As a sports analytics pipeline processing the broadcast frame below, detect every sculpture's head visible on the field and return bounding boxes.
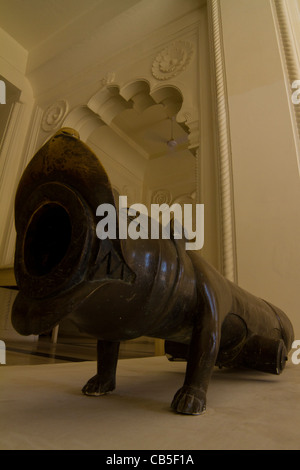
[12,128,133,336]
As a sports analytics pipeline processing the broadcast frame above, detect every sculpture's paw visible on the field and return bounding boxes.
[171,386,206,415]
[82,374,115,396]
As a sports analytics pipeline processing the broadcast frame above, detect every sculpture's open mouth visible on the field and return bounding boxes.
[24,203,72,278]
[12,183,96,335]
[11,128,133,337]
[14,181,94,301]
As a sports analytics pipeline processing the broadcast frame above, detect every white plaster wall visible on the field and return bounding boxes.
[220,0,300,337]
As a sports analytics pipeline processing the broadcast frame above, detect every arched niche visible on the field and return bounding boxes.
[62,79,197,216]
[63,80,197,147]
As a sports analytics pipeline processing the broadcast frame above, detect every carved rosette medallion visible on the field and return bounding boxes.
[152,41,194,80]
[41,100,68,131]
[151,189,172,205]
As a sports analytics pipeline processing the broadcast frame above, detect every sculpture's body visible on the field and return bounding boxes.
[12,129,294,415]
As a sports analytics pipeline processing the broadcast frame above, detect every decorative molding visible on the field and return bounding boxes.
[22,106,44,166]
[100,72,116,88]
[0,102,23,187]
[120,80,156,113]
[88,87,130,126]
[150,85,183,117]
[176,108,199,149]
[172,191,196,206]
[207,0,237,282]
[152,41,194,80]
[0,102,25,267]
[41,99,68,131]
[272,0,300,172]
[63,105,104,142]
[151,188,172,205]
[0,104,43,267]
[195,146,202,206]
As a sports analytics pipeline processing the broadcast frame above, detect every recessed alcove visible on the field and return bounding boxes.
[83,83,196,210]
[63,79,197,213]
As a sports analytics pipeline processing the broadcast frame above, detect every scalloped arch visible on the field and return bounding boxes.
[63,78,198,148]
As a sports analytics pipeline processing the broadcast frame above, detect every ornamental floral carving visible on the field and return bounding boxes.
[152,41,194,80]
[151,189,172,205]
[41,100,68,131]
[100,72,116,88]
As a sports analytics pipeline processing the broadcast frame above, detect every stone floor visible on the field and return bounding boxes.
[1,354,299,450]
[4,334,155,366]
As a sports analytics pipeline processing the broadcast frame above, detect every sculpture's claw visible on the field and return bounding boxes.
[171,386,206,415]
[82,374,115,396]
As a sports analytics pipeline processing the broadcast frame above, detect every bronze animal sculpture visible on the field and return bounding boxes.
[12,128,294,415]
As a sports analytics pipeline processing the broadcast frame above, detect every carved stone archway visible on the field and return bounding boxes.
[63,79,198,147]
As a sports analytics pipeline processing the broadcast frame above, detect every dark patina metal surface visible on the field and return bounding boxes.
[12,128,294,415]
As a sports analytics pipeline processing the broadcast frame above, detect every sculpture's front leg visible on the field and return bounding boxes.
[82,340,120,396]
[171,304,220,415]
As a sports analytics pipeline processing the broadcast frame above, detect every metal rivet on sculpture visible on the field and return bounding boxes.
[12,128,294,415]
